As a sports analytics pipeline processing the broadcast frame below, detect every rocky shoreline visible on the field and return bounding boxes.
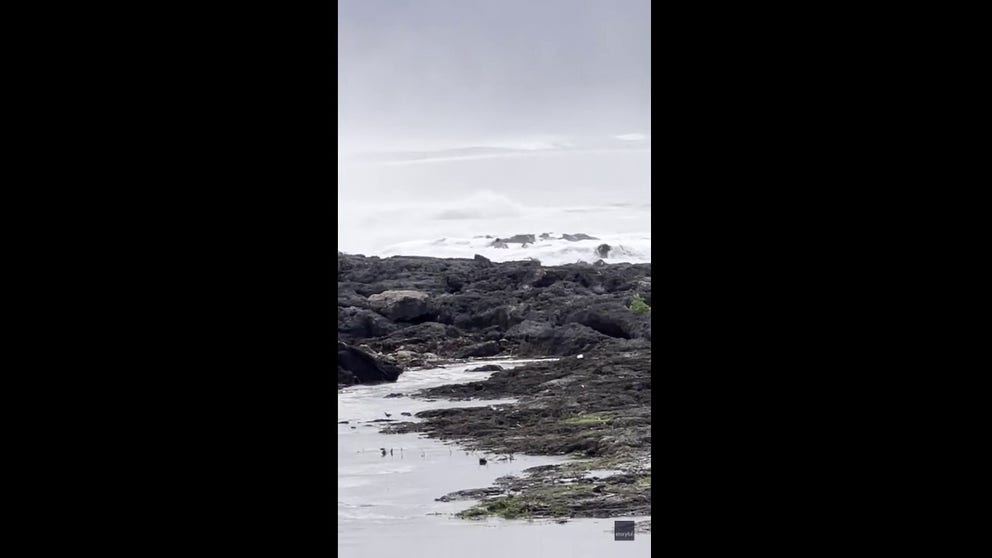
[338,251,651,521]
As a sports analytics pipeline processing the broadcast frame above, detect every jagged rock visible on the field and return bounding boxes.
[368,290,433,322]
[503,234,536,244]
[338,250,653,520]
[596,244,612,258]
[467,364,505,372]
[456,341,501,358]
[338,306,398,341]
[562,302,650,340]
[505,321,611,356]
[337,341,402,385]
[338,253,651,361]
[561,233,599,241]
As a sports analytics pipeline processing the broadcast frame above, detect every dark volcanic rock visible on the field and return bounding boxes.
[368,290,433,322]
[392,343,652,517]
[338,253,651,361]
[498,234,536,245]
[338,306,398,341]
[506,321,609,356]
[406,343,651,447]
[561,233,598,242]
[337,341,402,385]
[563,302,651,341]
[338,252,653,521]
[456,341,501,358]
[473,254,492,266]
[467,364,505,372]
[596,244,611,258]
[364,321,460,356]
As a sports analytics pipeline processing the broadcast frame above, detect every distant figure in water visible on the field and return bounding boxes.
[479,457,487,466]
[380,448,386,457]
[390,449,393,456]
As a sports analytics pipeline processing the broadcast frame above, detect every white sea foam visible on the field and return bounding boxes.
[340,186,650,262]
[377,232,650,266]
[339,143,650,261]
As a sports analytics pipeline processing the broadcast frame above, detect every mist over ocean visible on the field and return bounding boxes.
[338,0,650,264]
[339,141,650,264]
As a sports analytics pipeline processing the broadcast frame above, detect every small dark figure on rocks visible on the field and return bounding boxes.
[479,457,487,466]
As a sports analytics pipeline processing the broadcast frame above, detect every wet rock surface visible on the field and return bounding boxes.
[381,340,651,519]
[338,253,651,379]
[337,341,402,385]
[367,289,434,322]
[338,253,651,519]
[466,364,504,372]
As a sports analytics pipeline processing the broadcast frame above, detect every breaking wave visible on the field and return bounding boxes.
[377,232,650,266]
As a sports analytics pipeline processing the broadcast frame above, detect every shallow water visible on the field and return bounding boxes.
[338,360,652,557]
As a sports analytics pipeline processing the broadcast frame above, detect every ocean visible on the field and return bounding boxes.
[338,147,650,263]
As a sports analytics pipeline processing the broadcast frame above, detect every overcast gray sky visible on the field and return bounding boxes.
[338,0,651,154]
[338,0,651,254]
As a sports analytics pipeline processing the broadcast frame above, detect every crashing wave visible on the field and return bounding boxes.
[377,232,650,265]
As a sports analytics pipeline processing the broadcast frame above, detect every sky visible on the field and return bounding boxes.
[338,0,651,255]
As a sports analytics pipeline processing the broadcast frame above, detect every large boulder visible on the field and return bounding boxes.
[338,306,398,341]
[337,341,402,385]
[506,321,610,356]
[562,301,651,340]
[368,290,433,322]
